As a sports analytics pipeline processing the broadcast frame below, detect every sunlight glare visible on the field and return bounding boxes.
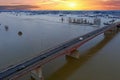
[68,2,77,8]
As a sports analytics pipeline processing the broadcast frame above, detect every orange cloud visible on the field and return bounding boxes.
[0,0,120,10]
[0,5,39,10]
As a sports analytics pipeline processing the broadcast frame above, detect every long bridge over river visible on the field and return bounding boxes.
[0,22,120,80]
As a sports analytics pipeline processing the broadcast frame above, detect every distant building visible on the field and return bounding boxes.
[94,18,101,25]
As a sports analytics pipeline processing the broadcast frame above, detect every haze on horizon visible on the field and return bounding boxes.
[0,0,120,10]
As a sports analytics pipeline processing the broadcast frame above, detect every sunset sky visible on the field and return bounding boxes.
[0,0,120,10]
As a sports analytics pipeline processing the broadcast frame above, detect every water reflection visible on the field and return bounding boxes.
[46,33,117,80]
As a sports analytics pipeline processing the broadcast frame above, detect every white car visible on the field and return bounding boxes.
[79,37,83,40]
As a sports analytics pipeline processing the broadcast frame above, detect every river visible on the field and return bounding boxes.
[0,12,120,80]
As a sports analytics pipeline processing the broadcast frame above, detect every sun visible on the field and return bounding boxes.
[68,2,77,8]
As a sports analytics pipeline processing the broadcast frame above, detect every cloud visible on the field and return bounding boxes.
[102,0,120,5]
[0,0,120,10]
[0,5,39,10]
[100,0,120,9]
[36,0,68,5]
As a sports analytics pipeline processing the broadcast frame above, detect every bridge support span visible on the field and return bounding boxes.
[66,50,80,59]
[104,26,118,35]
[116,23,120,31]
[31,67,44,80]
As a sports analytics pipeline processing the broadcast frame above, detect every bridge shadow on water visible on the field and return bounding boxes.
[46,32,118,80]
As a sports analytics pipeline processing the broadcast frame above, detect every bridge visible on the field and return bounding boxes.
[0,22,120,80]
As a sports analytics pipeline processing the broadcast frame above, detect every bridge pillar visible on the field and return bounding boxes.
[117,24,120,31]
[104,27,117,35]
[31,67,44,80]
[66,50,80,59]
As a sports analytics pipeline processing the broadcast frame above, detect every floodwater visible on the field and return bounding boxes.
[0,12,120,80]
[43,32,120,80]
[0,12,98,70]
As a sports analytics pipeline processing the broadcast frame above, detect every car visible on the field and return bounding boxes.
[20,65,26,68]
[17,65,26,71]
[79,37,83,40]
